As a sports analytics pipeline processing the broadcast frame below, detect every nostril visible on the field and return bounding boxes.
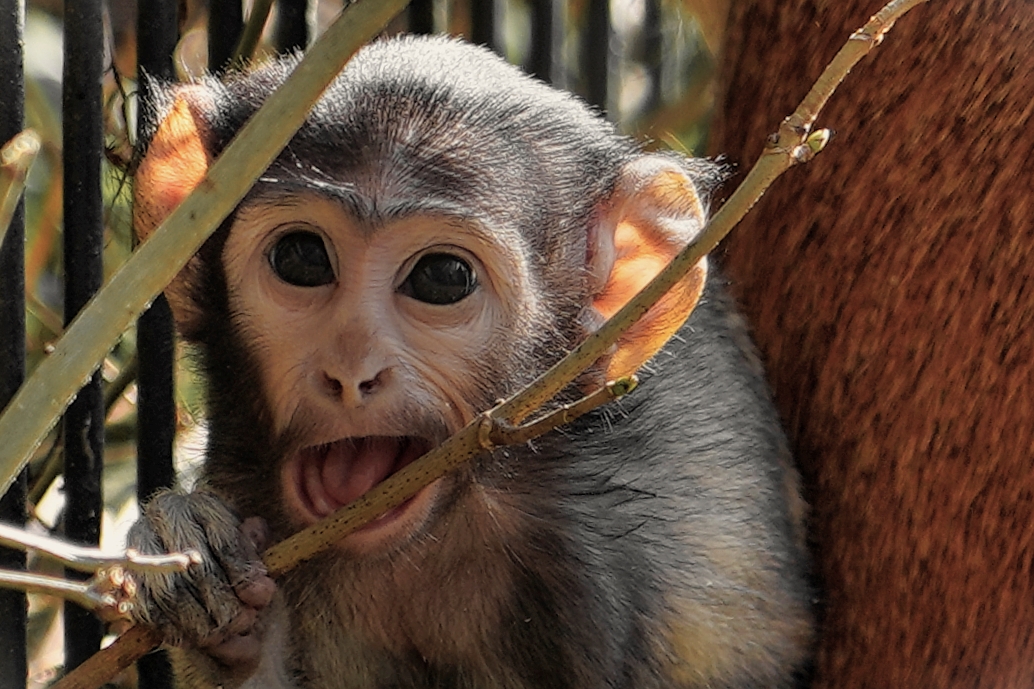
[358,371,382,396]
[324,373,344,398]
[322,368,390,404]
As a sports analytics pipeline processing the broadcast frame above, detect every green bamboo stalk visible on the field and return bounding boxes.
[0,0,409,499]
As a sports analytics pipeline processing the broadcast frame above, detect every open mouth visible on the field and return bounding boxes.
[286,436,434,525]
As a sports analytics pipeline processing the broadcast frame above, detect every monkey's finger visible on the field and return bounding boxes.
[164,590,235,647]
[193,601,256,648]
[220,606,258,638]
[189,494,267,593]
[235,574,276,609]
[233,516,276,607]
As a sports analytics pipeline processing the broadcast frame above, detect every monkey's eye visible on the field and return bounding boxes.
[400,253,478,305]
[269,231,335,287]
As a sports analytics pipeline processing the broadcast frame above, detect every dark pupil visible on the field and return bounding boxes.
[270,231,334,287]
[403,253,477,305]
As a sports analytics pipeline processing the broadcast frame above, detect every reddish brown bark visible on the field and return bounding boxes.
[712,1,1034,687]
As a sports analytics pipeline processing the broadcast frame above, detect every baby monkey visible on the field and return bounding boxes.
[128,35,813,689]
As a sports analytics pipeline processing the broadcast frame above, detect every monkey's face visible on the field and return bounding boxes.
[220,190,546,553]
[135,39,713,566]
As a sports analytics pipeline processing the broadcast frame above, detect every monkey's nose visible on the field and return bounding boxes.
[322,368,390,407]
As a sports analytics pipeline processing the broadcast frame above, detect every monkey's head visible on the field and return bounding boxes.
[133,35,716,554]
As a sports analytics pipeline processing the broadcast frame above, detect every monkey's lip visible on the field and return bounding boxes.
[285,436,435,527]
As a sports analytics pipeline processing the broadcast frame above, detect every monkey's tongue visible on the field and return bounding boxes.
[303,437,421,515]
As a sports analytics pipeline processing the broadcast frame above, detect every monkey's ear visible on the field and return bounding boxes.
[590,156,709,380]
[133,89,214,335]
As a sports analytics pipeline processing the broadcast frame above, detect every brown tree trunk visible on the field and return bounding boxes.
[711,1,1034,687]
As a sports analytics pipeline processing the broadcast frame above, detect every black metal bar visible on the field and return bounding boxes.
[0,478,26,689]
[408,0,435,34]
[136,0,180,684]
[209,0,244,72]
[642,0,662,112]
[274,0,308,53]
[135,297,176,505]
[470,0,498,53]
[528,0,561,84]
[583,0,611,112]
[0,0,27,685]
[136,0,178,503]
[62,0,105,671]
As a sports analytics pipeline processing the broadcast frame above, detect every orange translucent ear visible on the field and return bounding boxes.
[592,158,709,380]
[133,95,212,243]
[133,93,213,334]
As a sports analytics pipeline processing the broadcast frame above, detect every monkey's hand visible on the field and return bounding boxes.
[126,491,276,673]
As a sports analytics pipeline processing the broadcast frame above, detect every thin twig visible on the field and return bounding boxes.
[50,625,163,689]
[0,522,199,574]
[0,566,139,621]
[0,570,113,615]
[487,377,639,447]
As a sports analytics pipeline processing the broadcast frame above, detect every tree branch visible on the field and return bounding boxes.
[0,522,199,575]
